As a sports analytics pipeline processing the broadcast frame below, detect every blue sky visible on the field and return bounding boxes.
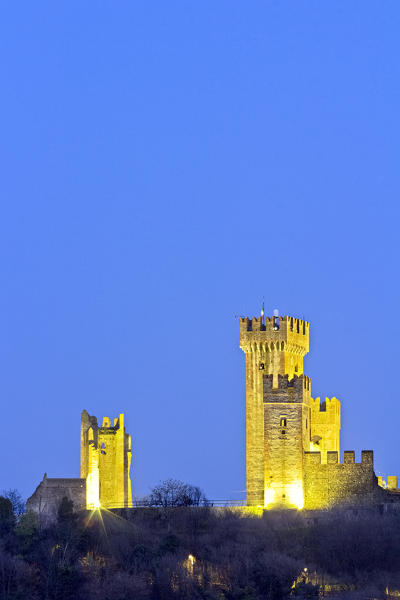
[0,2,399,501]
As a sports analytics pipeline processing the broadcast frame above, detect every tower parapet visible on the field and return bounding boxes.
[239,316,309,369]
[239,316,309,384]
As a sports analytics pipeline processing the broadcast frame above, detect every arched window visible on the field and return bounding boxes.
[280,418,287,427]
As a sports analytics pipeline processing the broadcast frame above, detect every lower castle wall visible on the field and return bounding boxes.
[26,475,86,522]
[304,451,380,509]
[264,402,306,507]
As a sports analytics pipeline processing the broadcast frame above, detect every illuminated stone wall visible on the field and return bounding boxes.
[239,313,388,509]
[303,450,379,509]
[81,410,132,509]
[263,374,311,508]
[310,397,340,463]
[239,316,309,506]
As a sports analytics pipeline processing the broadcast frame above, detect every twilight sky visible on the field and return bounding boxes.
[1,2,399,501]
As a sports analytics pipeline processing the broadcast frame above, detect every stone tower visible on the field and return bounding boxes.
[80,410,132,509]
[239,315,340,507]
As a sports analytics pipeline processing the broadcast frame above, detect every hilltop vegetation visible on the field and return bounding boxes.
[0,494,400,599]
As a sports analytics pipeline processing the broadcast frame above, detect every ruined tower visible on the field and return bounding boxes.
[80,410,132,509]
[240,315,340,507]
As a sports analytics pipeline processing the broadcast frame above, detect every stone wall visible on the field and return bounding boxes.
[26,474,86,522]
[303,450,381,509]
[310,397,341,463]
[263,374,311,508]
[81,410,132,509]
[239,316,310,506]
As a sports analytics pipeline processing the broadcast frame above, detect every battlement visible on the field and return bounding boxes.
[99,414,123,433]
[240,315,309,333]
[263,373,311,392]
[263,374,311,408]
[310,396,340,413]
[303,450,378,509]
[239,315,309,356]
[304,450,374,466]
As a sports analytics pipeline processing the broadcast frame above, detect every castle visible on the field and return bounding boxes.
[26,311,398,517]
[27,411,132,518]
[239,313,398,509]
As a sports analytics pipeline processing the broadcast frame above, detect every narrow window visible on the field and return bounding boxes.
[280,418,287,427]
[259,362,265,370]
[306,419,308,429]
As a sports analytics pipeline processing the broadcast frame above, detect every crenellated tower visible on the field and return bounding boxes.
[240,314,341,508]
[239,316,310,506]
[81,410,132,509]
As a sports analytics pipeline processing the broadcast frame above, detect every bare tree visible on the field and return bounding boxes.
[149,479,207,507]
[2,490,25,517]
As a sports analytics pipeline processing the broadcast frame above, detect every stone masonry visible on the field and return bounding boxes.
[81,410,132,509]
[27,410,132,518]
[239,314,397,509]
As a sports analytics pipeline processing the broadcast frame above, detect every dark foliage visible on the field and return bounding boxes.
[0,495,400,599]
[2,490,25,517]
[148,478,208,507]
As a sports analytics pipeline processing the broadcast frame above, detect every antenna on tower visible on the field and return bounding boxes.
[273,308,280,331]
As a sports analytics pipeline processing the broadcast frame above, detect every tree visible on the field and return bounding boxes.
[0,497,15,536]
[2,489,25,517]
[15,511,39,555]
[148,479,207,507]
[58,496,75,523]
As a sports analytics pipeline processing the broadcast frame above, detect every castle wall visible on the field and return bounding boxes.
[245,348,265,505]
[310,397,340,463]
[263,374,311,508]
[81,410,132,509]
[304,451,379,509]
[238,313,391,510]
[26,475,86,522]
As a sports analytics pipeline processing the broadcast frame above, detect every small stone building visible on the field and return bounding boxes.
[26,475,86,522]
